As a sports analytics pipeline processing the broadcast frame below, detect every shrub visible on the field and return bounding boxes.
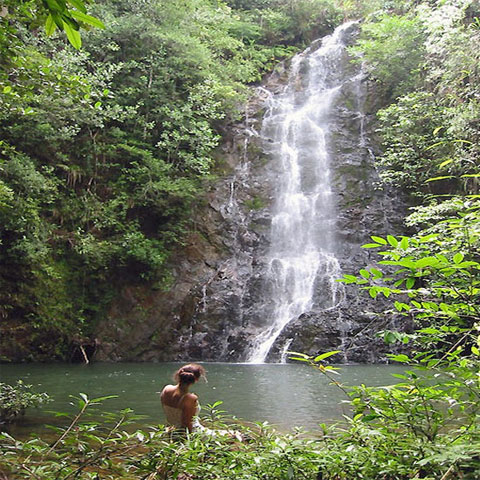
[0,381,51,424]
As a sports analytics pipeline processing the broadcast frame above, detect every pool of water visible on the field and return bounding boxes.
[1,362,404,435]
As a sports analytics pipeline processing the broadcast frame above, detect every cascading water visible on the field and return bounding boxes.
[247,23,360,363]
[94,21,406,364]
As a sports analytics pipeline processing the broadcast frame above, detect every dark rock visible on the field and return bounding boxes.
[95,24,408,364]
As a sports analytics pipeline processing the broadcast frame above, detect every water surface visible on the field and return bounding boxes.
[1,362,404,435]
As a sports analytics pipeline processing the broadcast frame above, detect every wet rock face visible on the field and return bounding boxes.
[95,26,408,364]
[95,85,276,362]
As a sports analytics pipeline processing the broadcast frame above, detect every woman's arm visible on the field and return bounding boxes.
[181,394,198,432]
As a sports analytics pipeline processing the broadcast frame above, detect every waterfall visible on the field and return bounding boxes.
[246,23,359,363]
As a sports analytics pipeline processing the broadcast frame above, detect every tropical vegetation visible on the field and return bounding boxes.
[0,380,51,424]
[1,0,480,478]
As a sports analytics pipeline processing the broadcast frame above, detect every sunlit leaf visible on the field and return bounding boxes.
[371,235,387,245]
[425,175,454,183]
[399,237,409,250]
[63,22,82,49]
[68,0,87,13]
[370,268,383,278]
[70,10,105,29]
[415,256,439,268]
[438,158,453,168]
[90,395,118,403]
[359,269,370,279]
[387,235,398,247]
[388,354,410,363]
[314,351,340,362]
[362,243,381,248]
[45,14,57,35]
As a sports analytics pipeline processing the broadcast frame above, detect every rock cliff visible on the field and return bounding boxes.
[95,25,408,363]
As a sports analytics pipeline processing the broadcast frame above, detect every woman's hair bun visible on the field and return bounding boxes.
[173,363,206,384]
[178,370,196,385]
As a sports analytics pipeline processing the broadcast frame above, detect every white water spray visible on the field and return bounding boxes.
[247,24,358,363]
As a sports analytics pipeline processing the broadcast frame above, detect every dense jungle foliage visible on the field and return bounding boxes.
[0,0,346,360]
[1,0,479,478]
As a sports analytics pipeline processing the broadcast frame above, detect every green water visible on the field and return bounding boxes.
[1,362,404,434]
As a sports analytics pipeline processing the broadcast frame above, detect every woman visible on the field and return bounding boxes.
[160,363,206,432]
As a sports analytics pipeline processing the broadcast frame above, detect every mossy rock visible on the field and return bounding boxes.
[244,196,265,210]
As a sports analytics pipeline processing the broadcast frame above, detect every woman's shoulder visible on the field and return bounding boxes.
[183,392,198,404]
[160,384,176,398]
[161,384,175,392]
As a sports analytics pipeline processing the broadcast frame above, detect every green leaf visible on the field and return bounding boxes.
[369,287,378,298]
[381,287,391,298]
[406,277,415,289]
[68,0,87,13]
[362,243,381,248]
[370,268,383,278]
[424,140,447,151]
[371,236,387,245]
[399,237,409,250]
[3,86,12,94]
[287,466,294,479]
[378,260,401,266]
[51,11,65,29]
[419,327,441,335]
[288,352,310,362]
[45,0,65,13]
[418,234,439,243]
[438,159,453,169]
[425,175,454,183]
[70,10,105,29]
[45,14,57,36]
[287,351,309,358]
[453,253,464,264]
[323,366,341,375]
[394,301,410,312]
[63,22,82,49]
[398,258,416,269]
[338,274,358,284]
[387,235,398,247]
[359,269,370,279]
[314,351,340,362]
[62,14,80,31]
[383,331,396,344]
[288,357,309,362]
[415,256,439,269]
[90,395,118,403]
[388,354,410,363]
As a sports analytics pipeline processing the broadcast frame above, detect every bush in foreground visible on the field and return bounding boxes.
[1,388,479,479]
